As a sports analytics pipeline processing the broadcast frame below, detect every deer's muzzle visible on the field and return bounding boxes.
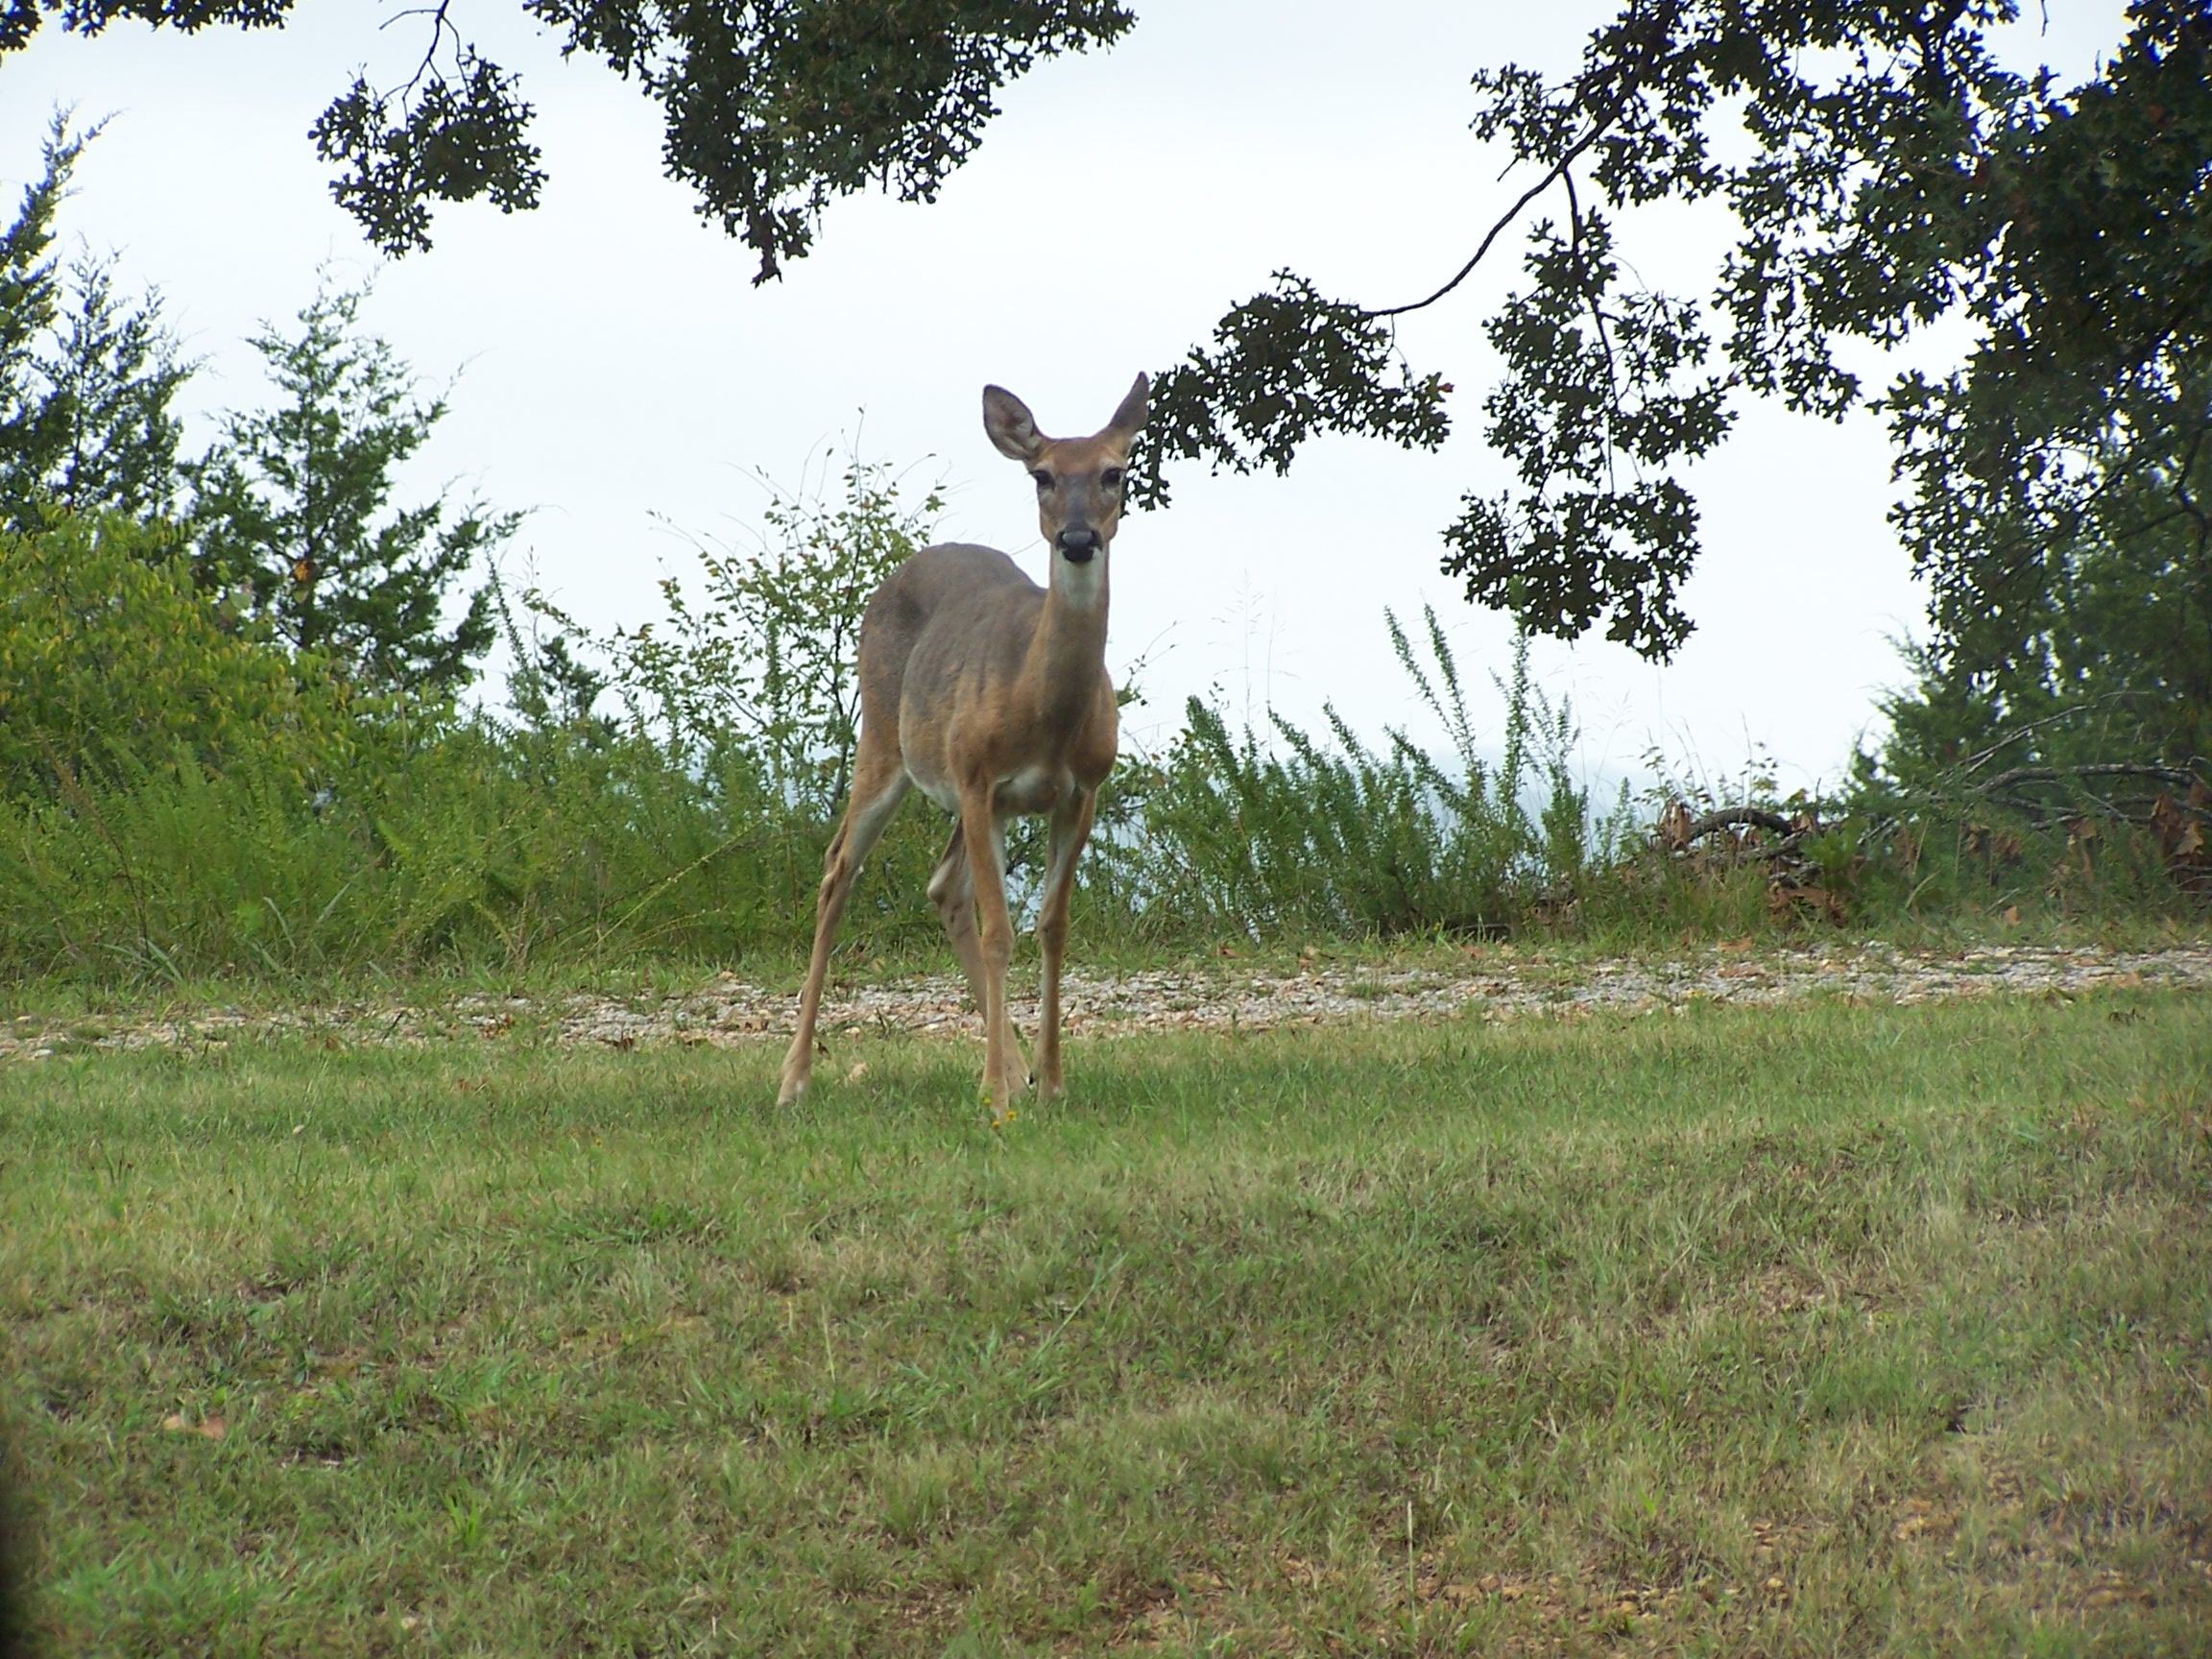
[1056,526,1100,563]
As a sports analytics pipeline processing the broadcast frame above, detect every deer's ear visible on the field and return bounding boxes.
[1105,373,1149,442]
[983,385,1046,462]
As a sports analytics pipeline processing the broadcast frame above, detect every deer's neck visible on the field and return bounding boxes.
[1026,553,1110,733]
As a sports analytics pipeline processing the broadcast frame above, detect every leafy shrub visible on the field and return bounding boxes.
[0,512,350,796]
[578,456,939,815]
[0,471,969,980]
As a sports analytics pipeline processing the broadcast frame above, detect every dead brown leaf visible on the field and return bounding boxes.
[2151,792,2211,896]
[1892,1499,1956,1541]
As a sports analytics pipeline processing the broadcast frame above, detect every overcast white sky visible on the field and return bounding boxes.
[0,1,2129,798]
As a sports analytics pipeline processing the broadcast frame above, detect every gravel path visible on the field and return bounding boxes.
[7,944,2206,1062]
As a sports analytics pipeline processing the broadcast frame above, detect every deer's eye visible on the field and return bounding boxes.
[1031,469,1054,490]
[1100,468,1124,491]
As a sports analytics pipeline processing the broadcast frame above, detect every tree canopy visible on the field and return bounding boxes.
[11,0,2206,765]
[0,0,1132,280]
[1145,2,2212,686]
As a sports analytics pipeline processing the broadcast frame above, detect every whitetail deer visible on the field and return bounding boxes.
[777,374,1149,1121]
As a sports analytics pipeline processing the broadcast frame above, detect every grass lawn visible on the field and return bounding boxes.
[5,989,2209,1655]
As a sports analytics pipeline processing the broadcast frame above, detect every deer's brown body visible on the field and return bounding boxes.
[778,376,1148,1119]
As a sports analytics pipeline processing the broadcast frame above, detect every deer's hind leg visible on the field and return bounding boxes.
[928,822,991,1015]
[778,747,910,1105]
[1032,787,1096,1100]
[957,786,1030,1124]
[931,816,1028,1099]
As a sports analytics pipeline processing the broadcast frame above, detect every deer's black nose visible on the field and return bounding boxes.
[1057,526,1099,563]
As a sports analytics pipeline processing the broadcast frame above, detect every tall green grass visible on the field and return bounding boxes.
[0,727,948,980]
[1118,614,1611,939]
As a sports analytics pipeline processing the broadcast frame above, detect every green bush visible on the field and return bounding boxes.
[0,498,966,980]
[0,512,349,796]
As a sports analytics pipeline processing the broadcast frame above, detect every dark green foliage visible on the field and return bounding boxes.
[1444,210,1728,657]
[1872,2,2212,782]
[1133,274,1452,509]
[0,120,189,532]
[0,123,72,529]
[34,252,189,521]
[1875,562,2212,805]
[1148,0,2212,698]
[310,45,545,256]
[185,283,503,696]
[0,0,1133,276]
[526,0,1138,281]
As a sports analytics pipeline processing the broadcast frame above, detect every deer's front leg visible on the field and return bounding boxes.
[959,789,1022,1124]
[1033,788,1096,1100]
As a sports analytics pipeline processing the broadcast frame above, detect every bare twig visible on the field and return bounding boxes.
[1367,0,1685,321]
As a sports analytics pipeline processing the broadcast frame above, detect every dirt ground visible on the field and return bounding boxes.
[7,942,2207,1062]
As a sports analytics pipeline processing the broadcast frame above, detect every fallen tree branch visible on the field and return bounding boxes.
[1654,802,1809,854]
[1973,761,2207,797]
[1683,806,1800,842]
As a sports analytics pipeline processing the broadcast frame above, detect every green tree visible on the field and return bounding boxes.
[187,282,506,696]
[1878,454,2212,790]
[1139,0,2212,698]
[0,120,189,532]
[0,0,1132,278]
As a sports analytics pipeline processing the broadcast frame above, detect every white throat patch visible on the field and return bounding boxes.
[1053,550,1107,609]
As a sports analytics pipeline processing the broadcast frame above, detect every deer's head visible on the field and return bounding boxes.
[982,374,1149,567]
